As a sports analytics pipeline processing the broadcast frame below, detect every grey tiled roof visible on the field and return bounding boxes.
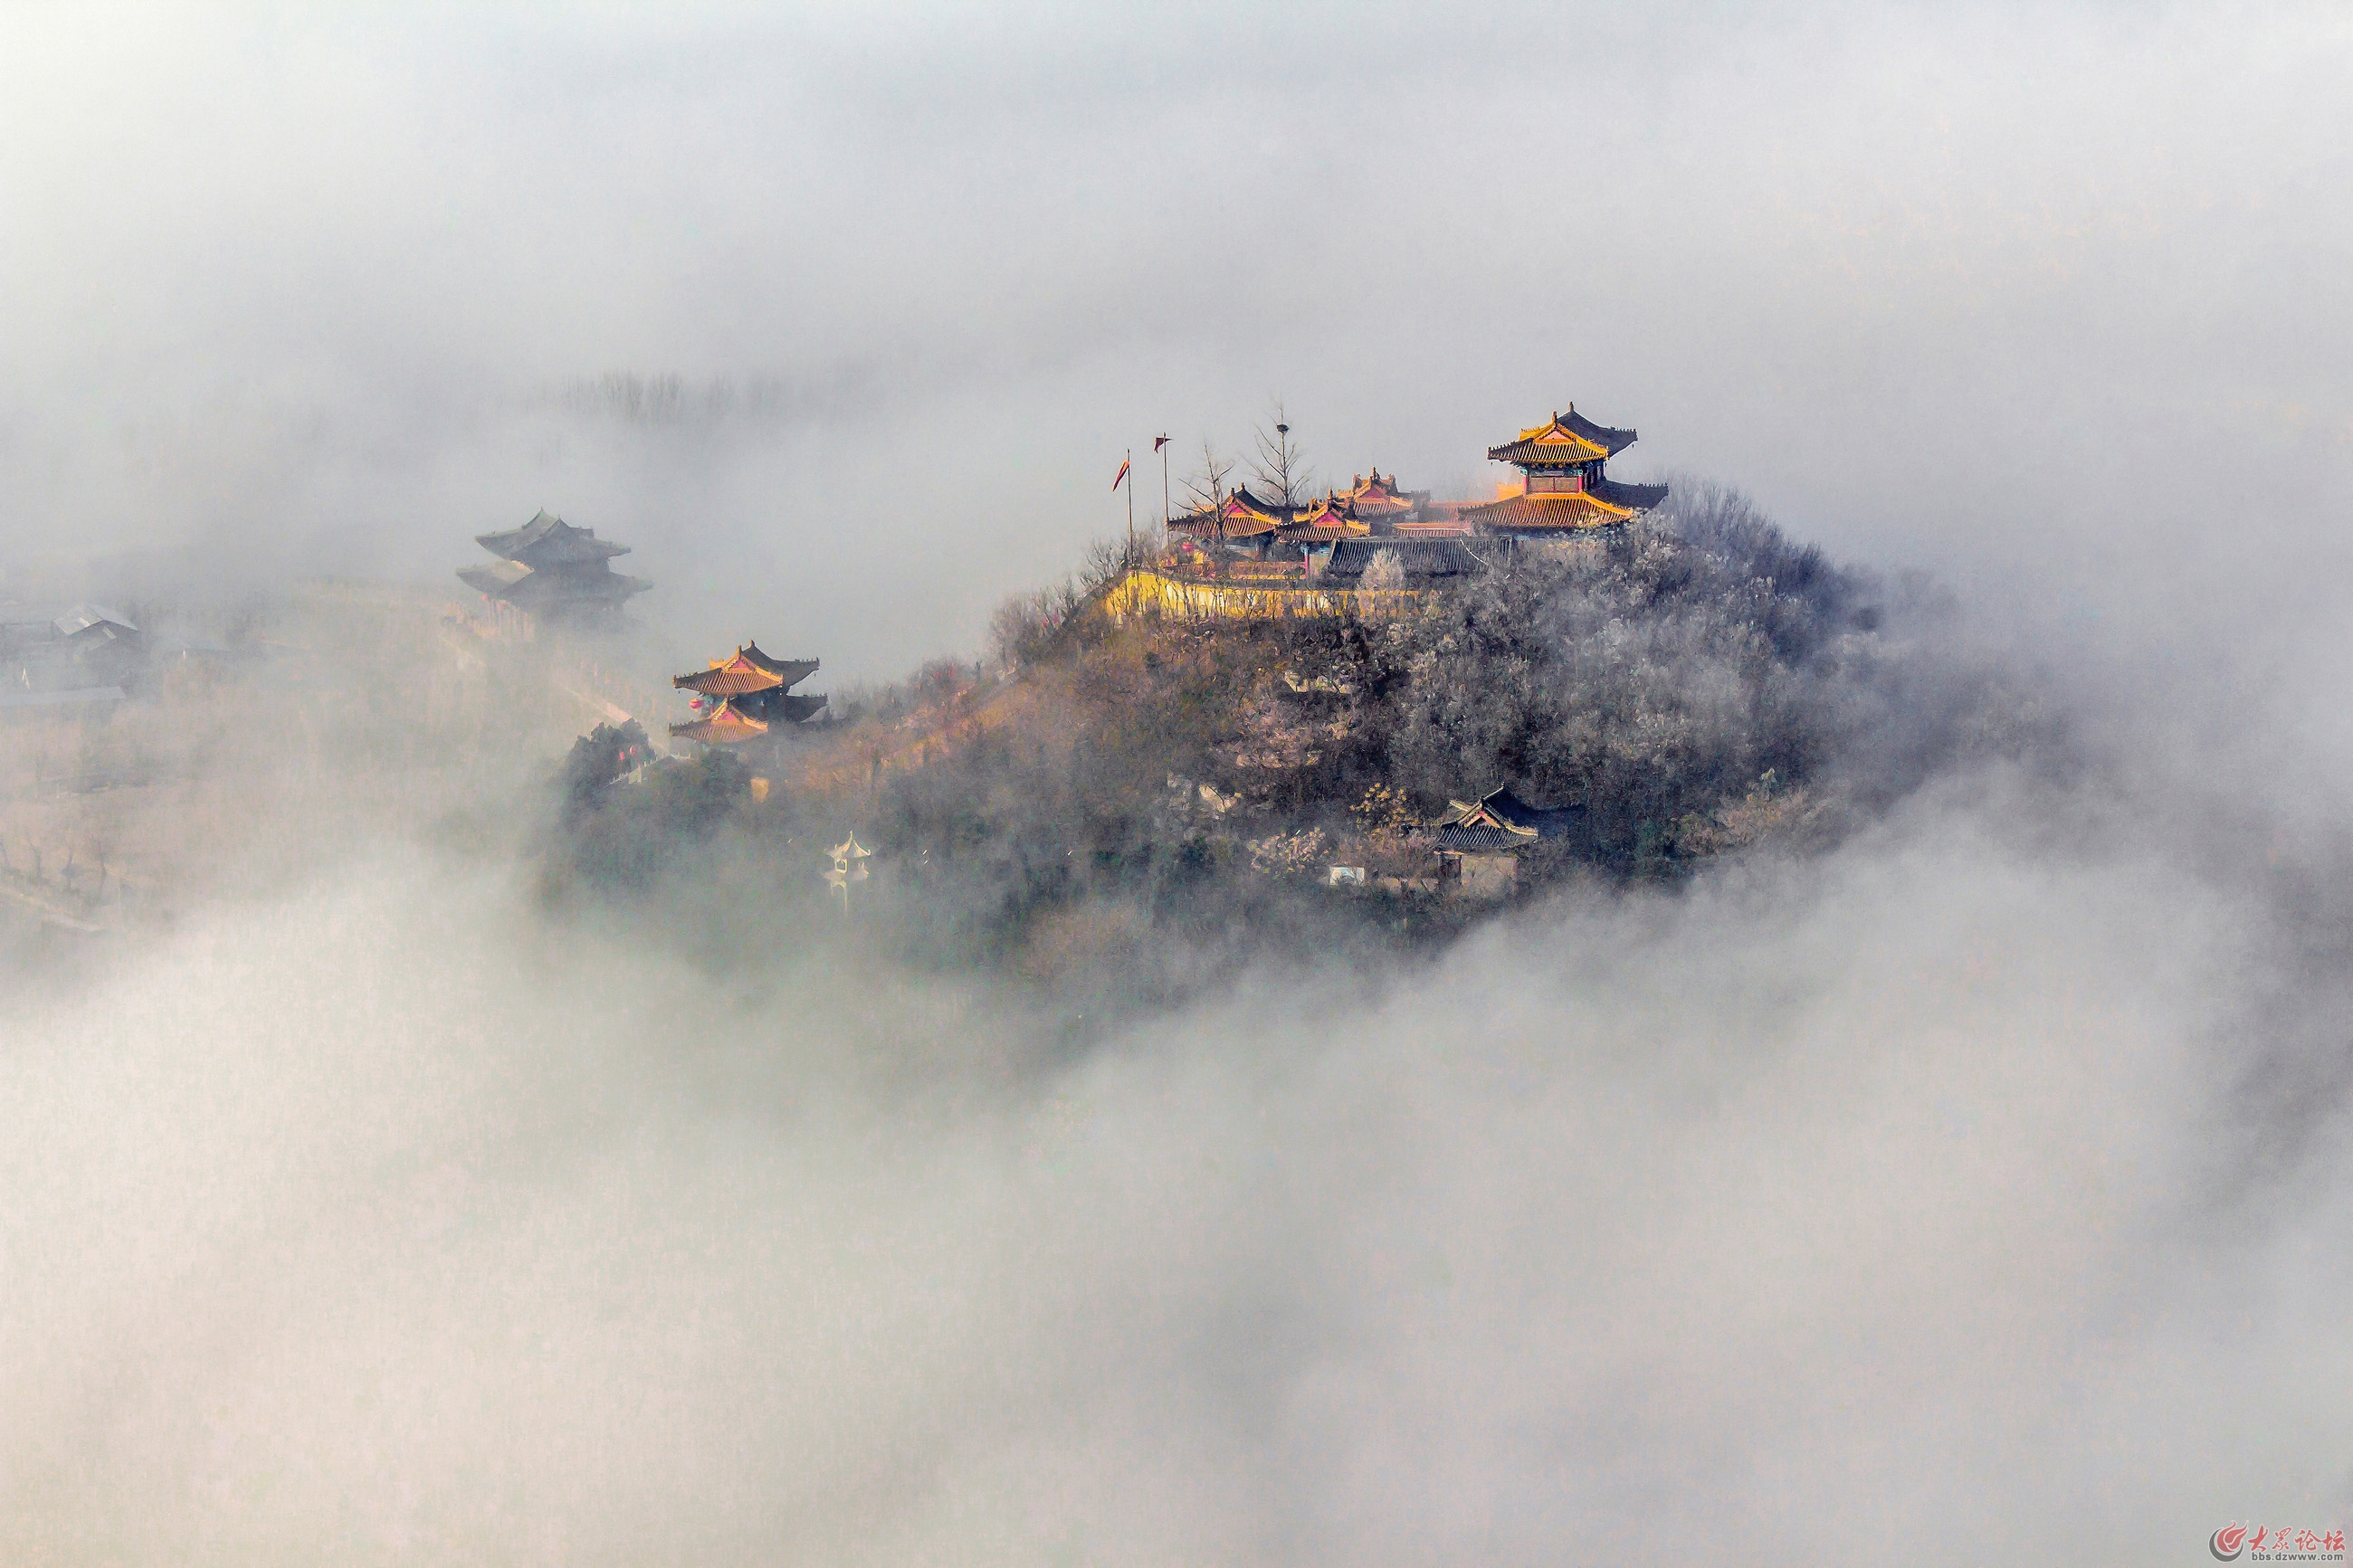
[474,509,632,565]
[1320,538,1494,586]
[1594,476,1670,509]
[1430,822,1527,851]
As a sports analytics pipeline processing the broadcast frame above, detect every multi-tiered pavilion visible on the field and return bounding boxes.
[457,510,651,624]
[1458,406,1668,536]
[670,643,825,746]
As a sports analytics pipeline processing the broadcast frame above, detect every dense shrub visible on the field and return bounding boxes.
[545,741,752,893]
[1370,504,1874,868]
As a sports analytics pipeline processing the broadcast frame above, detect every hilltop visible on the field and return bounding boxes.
[545,485,2039,994]
[0,480,2029,997]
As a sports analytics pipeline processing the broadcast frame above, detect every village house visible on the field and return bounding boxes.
[1426,786,1582,896]
[0,603,145,709]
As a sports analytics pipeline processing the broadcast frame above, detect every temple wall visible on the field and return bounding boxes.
[1100,569,1429,623]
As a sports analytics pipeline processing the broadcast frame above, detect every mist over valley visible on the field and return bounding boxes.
[5,4,2353,1563]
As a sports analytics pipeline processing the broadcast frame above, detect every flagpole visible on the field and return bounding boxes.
[1158,436,1170,535]
[1125,446,1135,558]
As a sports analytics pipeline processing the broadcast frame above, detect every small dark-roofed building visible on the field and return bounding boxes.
[54,603,139,641]
[1424,785,1585,898]
[1425,786,1583,852]
[3,603,147,694]
[56,605,146,689]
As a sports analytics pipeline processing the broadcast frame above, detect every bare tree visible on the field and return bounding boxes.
[1249,398,1312,508]
[1183,439,1236,547]
[1181,439,1234,513]
[1081,533,1150,587]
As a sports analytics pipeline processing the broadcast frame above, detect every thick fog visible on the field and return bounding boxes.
[5,2,2353,1563]
[9,3,2351,671]
[11,773,2353,1563]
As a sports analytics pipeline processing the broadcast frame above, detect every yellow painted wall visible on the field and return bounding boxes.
[1100,569,1428,623]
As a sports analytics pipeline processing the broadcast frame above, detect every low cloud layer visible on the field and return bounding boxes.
[6,745,2351,1562]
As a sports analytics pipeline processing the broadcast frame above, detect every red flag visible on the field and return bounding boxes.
[1112,458,1130,490]
[1152,434,1169,452]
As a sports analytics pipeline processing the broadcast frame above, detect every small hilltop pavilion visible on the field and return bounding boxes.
[1458,405,1669,537]
[670,643,825,746]
[457,510,651,625]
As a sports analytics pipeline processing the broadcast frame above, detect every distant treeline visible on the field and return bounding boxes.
[548,369,867,429]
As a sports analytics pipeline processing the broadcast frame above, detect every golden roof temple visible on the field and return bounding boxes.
[1458,406,1669,535]
[670,642,825,745]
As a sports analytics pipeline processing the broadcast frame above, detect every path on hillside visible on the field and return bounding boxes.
[774,674,1033,796]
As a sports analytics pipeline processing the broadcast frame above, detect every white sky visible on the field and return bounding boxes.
[5,2,2349,675]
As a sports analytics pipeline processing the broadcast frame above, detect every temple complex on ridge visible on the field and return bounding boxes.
[1170,468,1436,556]
[457,510,651,624]
[1113,401,1667,622]
[670,642,825,746]
[1458,406,1670,536]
